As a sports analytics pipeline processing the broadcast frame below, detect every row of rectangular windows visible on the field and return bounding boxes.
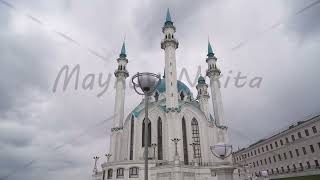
[235,126,318,162]
[253,160,320,177]
[103,167,139,179]
[251,143,320,167]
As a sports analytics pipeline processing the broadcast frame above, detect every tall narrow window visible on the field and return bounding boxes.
[103,170,106,180]
[142,119,151,147]
[130,115,134,160]
[180,92,185,100]
[157,117,163,160]
[154,91,159,101]
[116,168,124,178]
[129,167,139,178]
[312,126,317,133]
[107,169,113,179]
[182,117,188,164]
[191,118,201,160]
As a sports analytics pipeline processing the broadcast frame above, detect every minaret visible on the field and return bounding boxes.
[196,75,210,119]
[110,42,129,162]
[161,8,179,109]
[205,41,224,126]
[113,42,129,128]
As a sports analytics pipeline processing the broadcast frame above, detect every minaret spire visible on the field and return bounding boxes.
[196,75,210,119]
[110,41,129,162]
[205,40,224,126]
[207,40,214,57]
[161,9,181,161]
[161,8,179,109]
[165,8,172,23]
[120,41,126,58]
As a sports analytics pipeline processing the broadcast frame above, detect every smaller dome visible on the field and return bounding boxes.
[198,75,206,85]
[155,79,193,97]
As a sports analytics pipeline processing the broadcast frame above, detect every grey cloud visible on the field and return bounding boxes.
[1,0,320,180]
[285,0,320,40]
[133,0,213,49]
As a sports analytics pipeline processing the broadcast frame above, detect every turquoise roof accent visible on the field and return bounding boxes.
[198,75,206,84]
[207,41,214,57]
[156,79,193,96]
[166,8,172,22]
[119,41,126,58]
[164,8,173,26]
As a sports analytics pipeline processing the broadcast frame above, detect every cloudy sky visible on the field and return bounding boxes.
[1,0,320,179]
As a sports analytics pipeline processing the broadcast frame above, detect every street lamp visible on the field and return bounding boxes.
[93,156,100,174]
[210,143,234,180]
[132,72,161,180]
[210,142,232,160]
[105,153,112,162]
[171,138,181,157]
[151,143,157,160]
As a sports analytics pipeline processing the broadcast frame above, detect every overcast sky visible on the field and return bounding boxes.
[1,0,320,180]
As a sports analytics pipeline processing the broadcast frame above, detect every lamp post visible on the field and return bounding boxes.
[210,143,234,180]
[151,143,157,160]
[171,138,181,164]
[93,156,99,174]
[171,138,181,156]
[210,142,233,160]
[132,72,161,180]
[105,153,112,162]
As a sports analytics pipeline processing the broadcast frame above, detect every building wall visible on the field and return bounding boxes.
[233,115,320,179]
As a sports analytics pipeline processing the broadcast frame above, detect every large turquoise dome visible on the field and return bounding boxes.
[155,79,193,96]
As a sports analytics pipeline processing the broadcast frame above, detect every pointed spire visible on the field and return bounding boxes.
[207,40,214,57]
[119,41,126,58]
[166,8,172,22]
[198,75,206,85]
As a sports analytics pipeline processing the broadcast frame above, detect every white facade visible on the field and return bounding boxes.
[92,10,234,180]
[233,115,320,180]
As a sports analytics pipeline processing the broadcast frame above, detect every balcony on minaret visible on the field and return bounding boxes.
[161,36,179,49]
[206,64,221,78]
[114,63,129,78]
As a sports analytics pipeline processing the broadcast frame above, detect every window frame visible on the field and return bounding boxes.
[129,167,139,178]
[116,168,124,178]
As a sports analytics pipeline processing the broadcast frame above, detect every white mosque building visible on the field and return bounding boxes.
[92,9,234,180]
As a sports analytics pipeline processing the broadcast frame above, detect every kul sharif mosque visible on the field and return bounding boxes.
[92,9,235,180]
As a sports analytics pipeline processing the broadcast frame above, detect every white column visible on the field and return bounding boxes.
[164,45,178,108]
[113,77,126,127]
[210,76,224,126]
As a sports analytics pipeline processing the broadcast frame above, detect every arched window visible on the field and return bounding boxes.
[154,91,159,102]
[180,92,185,100]
[142,119,151,147]
[129,115,134,160]
[182,117,188,164]
[116,168,124,178]
[191,118,201,160]
[129,167,139,178]
[172,34,174,39]
[158,117,163,160]
[165,35,167,39]
[107,169,113,179]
